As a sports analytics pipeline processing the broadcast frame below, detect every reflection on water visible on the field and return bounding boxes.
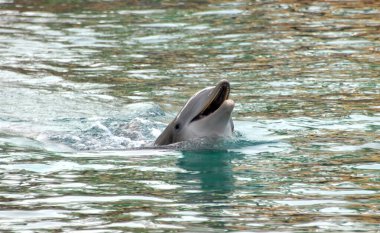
[178,150,240,195]
[0,0,380,232]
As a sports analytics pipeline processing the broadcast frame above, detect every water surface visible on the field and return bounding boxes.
[0,0,379,232]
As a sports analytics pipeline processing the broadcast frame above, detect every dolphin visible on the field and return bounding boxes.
[155,80,234,146]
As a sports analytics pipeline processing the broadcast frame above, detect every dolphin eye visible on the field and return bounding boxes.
[175,123,180,130]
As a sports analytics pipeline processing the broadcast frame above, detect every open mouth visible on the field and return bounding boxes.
[191,82,230,122]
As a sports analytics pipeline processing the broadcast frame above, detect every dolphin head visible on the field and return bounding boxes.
[155,80,234,146]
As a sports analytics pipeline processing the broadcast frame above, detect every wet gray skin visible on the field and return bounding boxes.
[155,80,234,145]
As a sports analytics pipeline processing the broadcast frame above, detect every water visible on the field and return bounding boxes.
[0,0,379,232]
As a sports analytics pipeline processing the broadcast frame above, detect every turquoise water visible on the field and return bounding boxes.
[0,0,379,232]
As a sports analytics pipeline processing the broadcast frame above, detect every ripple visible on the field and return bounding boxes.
[0,209,68,220]
[326,142,380,152]
[156,216,209,223]
[291,188,377,196]
[319,207,357,214]
[348,163,380,170]
[118,9,166,15]
[138,181,181,190]
[275,199,348,206]
[0,161,115,173]
[295,220,365,231]
[104,221,184,230]
[193,9,248,16]
[131,34,184,44]
[12,195,174,205]
[140,23,187,28]
[129,211,155,217]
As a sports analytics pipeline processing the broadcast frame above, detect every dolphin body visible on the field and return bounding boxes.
[155,80,235,146]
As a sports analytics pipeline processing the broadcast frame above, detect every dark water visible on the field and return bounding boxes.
[0,0,379,232]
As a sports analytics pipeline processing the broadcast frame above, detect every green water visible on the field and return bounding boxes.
[0,0,379,232]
